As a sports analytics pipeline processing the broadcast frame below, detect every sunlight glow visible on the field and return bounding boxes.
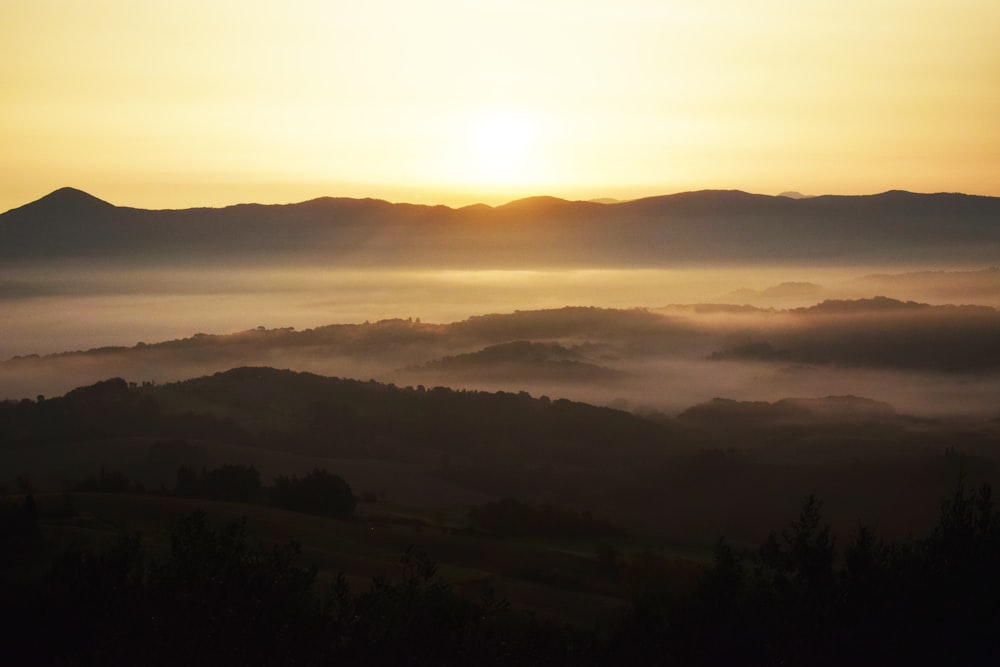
[468,112,537,179]
[427,107,556,194]
[1,0,998,209]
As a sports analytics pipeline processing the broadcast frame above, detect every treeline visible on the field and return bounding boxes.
[176,465,355,518]
[0,377,245,447]
[0,378,160,444]
[271,469,356,518]
[3,511,588,666]
[166,367,671,464]
[73,468,146,494]
[5,484,999,665]
[65,463,356,519]
[470,497,626,540]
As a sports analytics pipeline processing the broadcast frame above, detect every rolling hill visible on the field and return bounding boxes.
[4,368,999,545]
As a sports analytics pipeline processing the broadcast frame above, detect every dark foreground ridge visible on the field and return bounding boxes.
[4,484,999,665]
[3,368,1000,662]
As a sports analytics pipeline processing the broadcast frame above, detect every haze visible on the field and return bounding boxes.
[2,261,999,422]
[0,263,871,358]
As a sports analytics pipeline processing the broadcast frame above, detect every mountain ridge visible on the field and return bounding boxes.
[9,186,998,216]
[3,187,999,266]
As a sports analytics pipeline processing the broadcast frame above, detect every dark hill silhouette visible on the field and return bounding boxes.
[679,395,899,428]
[0,364,679,468]
[0,187,131,259]
[2,188,999,265]
[6,186,117,216]
[710,300,1000,372]
[794,296,931,314]
[6,369,999,550]
[146,366,677,465]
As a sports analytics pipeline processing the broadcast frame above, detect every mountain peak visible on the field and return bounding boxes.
[5,187,115,217]
[41,187,114,208]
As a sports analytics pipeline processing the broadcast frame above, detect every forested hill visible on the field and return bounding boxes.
[158,367,674,462]
[4,367,1000,542]
[0,367,679,465]
[3,187,999,265]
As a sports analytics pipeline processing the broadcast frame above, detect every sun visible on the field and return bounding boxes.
[429,107,553,194]
[471,113,532,168]
[462,110,542,186]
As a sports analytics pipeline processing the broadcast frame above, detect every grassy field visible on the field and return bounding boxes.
[27,492,707,627]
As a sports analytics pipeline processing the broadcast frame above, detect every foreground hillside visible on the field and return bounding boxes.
[3,368,998,544]
[16,492,641,627]
[5,365,1000,661]
[5,479,1000,665]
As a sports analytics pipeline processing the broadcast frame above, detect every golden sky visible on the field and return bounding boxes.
[2,0,998,211]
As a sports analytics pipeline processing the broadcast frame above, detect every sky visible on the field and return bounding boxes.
[2,0,998,211]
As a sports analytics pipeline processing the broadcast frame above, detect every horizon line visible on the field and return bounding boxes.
[6,185,995,215]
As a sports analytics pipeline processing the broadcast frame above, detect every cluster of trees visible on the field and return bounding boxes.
[271,469,356,518]
[73,468,145,494]
[613,484,1000,666]
[470,497,626,540]
[707,298,1000,373]
[4,511,584,666]
[172,464,355,519]
[62,462,355,520]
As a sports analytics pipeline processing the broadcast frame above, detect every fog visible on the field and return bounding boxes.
[4,263,997,359]
[0,263,869,359]
[2,264,998,421]
[402,360,1000,420]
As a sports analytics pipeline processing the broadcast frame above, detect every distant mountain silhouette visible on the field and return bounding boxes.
[9,186,117,216]
[2,188,999,265]
[725,281,825,303]
[678,395,899,427]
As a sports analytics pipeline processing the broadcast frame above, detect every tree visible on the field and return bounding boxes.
[270,469,356,518]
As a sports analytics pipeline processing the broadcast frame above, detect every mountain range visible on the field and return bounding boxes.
[2,187,998,266]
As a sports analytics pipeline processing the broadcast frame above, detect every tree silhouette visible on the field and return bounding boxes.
[270,468,355,518]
